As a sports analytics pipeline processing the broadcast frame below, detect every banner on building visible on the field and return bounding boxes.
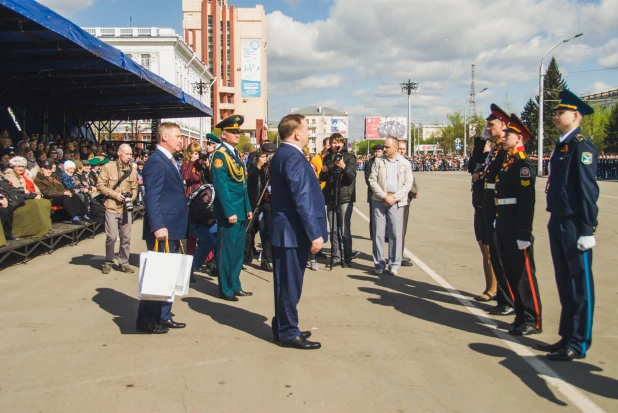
[241,39,261,97]
[365,117,407,140]
[331,117,348,134]
[365,117,381,140]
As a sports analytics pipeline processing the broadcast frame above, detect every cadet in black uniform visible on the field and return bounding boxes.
[539,89,599,361]
[481,105,515,315]
[494,114,542,336]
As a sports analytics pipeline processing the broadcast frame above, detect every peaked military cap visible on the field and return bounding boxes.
[554,89,594,116]
[216,115,244,130]
[504,113,533,142]
[87,158,101,166]
[206,133,221,144]
[486,104,510,124]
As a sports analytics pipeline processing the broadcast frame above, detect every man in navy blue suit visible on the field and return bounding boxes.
[270,114,328,350]
[136,122,189,334]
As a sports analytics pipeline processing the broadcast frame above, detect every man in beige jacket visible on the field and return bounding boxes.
[368,137,413,276]
[96,144,138,274]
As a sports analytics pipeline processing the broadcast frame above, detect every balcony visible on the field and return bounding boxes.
[82,27,176,38]
[218,85,235,94]
[218,102,235,110]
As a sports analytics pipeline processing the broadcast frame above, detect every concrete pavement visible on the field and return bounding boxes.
[0,172,616,413]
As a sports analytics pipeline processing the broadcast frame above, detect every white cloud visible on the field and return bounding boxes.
[38,0,95,15]
[267,0,618,137]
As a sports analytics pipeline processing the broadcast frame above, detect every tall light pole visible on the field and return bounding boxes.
[411,109,431,155]
[400,79,419,157]
[463,87,488,157]
[537,33,583,176]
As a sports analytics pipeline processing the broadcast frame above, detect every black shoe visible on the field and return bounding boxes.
[243,257,252,265]
[211,267,219,277]
[260,261,273,271]
[274,331,312,342]
[190,274,197,283]
[401,258,413,267]
[487,305,515,316]
[547,346,583,361]
[508,324,541,336]
[280,335,321,350]
[351,250,360,259]
[220,294,239,302]
[331,259,342,266]
[537,340,564,353]
[315,251,328,259]
[160,319,186,329]
[342,261,352,268]
[234,290,253,297]
[136,323,169,334]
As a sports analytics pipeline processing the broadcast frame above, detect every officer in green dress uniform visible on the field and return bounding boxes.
[211,115,253,301]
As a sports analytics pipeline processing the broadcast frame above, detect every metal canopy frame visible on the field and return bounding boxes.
[0,0,213,122]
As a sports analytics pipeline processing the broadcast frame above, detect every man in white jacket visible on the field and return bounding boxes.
[368,137,413,276]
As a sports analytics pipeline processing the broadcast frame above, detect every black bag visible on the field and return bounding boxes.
[187,184,215,226]
[0,178,25,209]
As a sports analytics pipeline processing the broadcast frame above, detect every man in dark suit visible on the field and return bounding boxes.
[136,122,189,334]
[270,114,328,350]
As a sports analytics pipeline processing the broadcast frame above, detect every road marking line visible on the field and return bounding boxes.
[419,174,618,199]
[353,206,606,413]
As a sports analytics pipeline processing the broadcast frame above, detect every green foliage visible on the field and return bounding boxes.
[580,105,612,151]
[603,102,618,152]
[237,134,256,153]
[211,128,221,137]
[355,139,385,155]
[267,130,279,145]
[540,57,568,151]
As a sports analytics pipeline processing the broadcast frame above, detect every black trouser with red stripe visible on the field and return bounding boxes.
[496,234,542,329]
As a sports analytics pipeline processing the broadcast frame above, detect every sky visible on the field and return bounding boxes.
[39,0,618,141]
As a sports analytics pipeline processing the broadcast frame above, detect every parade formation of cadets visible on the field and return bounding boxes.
[470,91,599,361]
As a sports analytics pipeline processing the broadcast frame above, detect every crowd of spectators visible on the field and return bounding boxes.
[354,152,469,172]
[0,129,149,244]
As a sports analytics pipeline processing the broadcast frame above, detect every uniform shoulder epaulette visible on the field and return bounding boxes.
[518,152,526,159]
[575,134,586,142]
[216,146,227,153]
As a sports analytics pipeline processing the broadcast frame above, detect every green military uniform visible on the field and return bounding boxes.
[211,116,252,299]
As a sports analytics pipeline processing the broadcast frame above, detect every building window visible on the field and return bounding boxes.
[187,14,193,21]
[141,54,151,69]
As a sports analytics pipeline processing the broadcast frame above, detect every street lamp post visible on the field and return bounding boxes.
[463,87,488,157]
[400,80,419,157]
[537,33,583,176]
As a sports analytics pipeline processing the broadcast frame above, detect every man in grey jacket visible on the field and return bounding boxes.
[368,137,413,276]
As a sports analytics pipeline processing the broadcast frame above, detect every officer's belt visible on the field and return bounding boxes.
[485,183,495,189]
[495,198,516,205]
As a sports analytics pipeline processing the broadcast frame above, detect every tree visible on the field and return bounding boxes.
[520,98,538,153]
[267,130,279,145]
[355,139,384,155]
[580,105,611,151]
[603,102,618,152]
[539,57,568,151]
[237,133,256,153]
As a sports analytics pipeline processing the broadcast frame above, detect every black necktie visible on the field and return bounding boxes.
[234,149,240,160]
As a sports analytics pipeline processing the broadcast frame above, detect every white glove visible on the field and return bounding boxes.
[577,236,596,251]
[493,219,496,228]
[517,240,531,250]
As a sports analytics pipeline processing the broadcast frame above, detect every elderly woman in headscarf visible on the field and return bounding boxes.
[1,156,52,238]
[61,160,91,220]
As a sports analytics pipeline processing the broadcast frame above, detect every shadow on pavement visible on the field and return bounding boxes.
[183,295,275,345]
[357,286,498,339]
[68,253,103,270]
[92,287,140,334]
[470,342,618,404]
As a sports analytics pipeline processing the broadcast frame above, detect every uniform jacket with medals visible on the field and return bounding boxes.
[211,143,251,223]
[546,127,599,236]
[494,148,536,241]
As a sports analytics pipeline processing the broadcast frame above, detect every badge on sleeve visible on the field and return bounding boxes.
[214,158,224,168]
[520,167,530,178]
[581,152,593,165]
[521,179,531,187]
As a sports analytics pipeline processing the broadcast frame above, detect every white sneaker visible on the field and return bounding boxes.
[375,268,384,275]
[310,260,319,271]
[388,269,398,276]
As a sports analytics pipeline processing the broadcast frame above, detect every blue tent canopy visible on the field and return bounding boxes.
[0,0,213,122]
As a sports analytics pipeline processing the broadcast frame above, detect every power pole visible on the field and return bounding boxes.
[470,64,476,116]
[400,79,419,157]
